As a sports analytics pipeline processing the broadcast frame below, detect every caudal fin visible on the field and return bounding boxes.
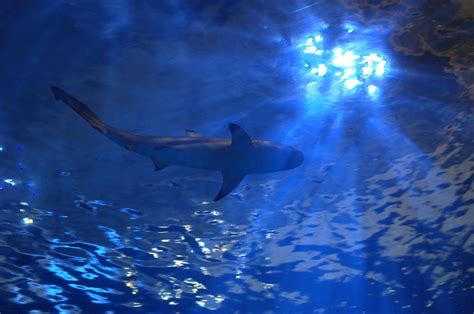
[50,86,139,150]
[51,86,108,134]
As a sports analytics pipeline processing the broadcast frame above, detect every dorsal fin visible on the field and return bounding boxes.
[229,123,253,150]
[214,170,245,201]
[185,129,202,137]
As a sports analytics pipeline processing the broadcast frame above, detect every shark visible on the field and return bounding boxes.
[50,86,304,201]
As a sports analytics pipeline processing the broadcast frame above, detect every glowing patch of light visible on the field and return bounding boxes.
[362,66,373,77]
[4,179,15,186]
[361,53,387,77]
[125,280,139,295]
[304,46,316,54]
[344,79,361,90]
[341,67,356,79]
[368,84,377,94]
[148,251,159,259]
[310,64,328,77]
[332,48,360,67]
[344,23,356,33]
[0,147,3,151]
[318,64,327,76]
[303,32,388,96]
[22,217,34,224]
[173,260,188,267]
[375,61,387,76]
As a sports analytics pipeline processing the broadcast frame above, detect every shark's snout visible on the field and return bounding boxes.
[286,149,304,169]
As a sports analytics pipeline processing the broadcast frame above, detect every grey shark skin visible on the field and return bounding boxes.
[50,86,304,201]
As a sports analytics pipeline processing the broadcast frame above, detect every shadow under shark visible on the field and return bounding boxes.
[51,87,304,201]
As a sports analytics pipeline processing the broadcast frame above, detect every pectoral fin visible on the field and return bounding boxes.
[214,171,246,201]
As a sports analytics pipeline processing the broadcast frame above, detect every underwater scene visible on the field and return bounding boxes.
[0,1,473,313]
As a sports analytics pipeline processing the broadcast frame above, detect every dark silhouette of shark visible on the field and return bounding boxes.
[51,87,304,201]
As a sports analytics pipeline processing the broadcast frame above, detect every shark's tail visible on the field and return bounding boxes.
[50,86,139,150]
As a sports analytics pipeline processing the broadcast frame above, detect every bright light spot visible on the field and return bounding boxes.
[368,84,377,94]
[363,53,382,63]
[303,32,388,96]
[4,179,15,186]
[362,66,373,77]
[125,280,139,295]
[311,64,328,76]
[0,147,3,152]
[375,60,387,76]
[344,79,361,90]
[304,46,316,54]
[173,260,188,267]
[332,48,360,67]
[148,251,159,258]
[22,217,34,224]
[361,53,387,77]
[317,64,327,76]
[314,49,323,55]
[344,23,356,33]
[341,67,356,79]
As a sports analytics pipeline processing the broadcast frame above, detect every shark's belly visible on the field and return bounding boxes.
[158,145,229,171]
[153,143,289,174]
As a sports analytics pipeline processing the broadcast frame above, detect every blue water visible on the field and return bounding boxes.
[1,1,473,313]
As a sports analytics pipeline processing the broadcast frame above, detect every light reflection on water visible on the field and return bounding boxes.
[2,118,472,312]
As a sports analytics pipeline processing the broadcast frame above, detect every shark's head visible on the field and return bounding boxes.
[227,124,304,176]
[251,140,304,173]
[266,145,304,172]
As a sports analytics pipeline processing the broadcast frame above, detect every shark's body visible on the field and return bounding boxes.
[51,87,304,201]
